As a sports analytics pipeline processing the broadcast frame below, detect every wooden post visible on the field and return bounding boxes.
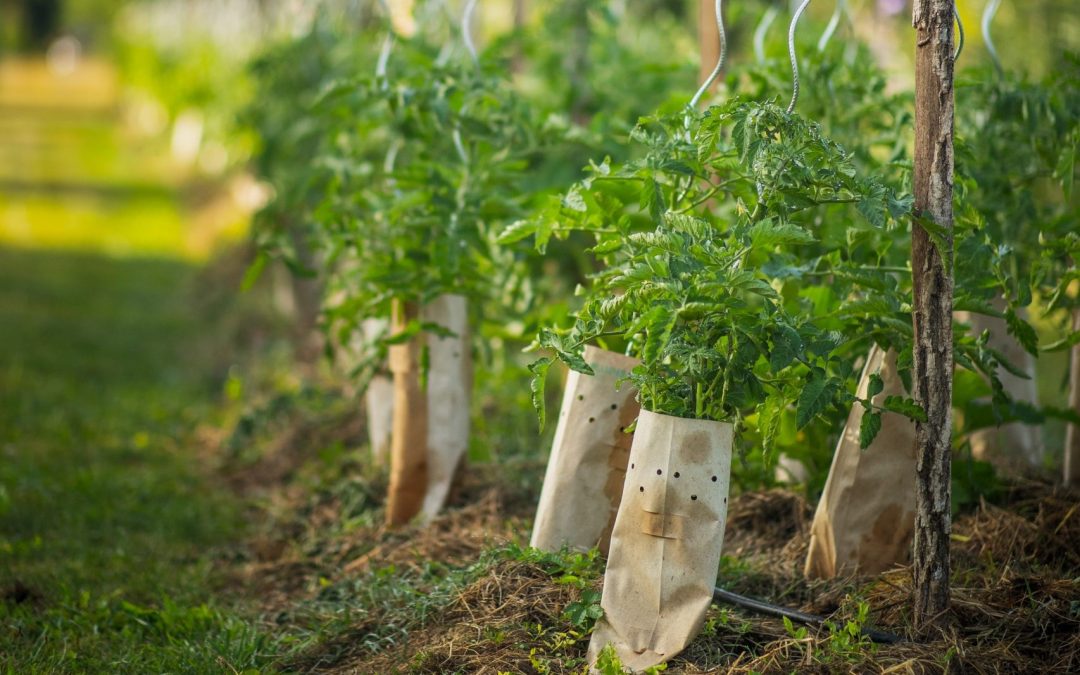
[386,299,429,526]
[698,0,721,89]
[1064,308,1080,485]
[911,0,955,630]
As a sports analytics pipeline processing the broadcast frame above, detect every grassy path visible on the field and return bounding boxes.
[0,59,274,673]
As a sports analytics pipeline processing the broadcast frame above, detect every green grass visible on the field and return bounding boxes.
[0,248,276,673]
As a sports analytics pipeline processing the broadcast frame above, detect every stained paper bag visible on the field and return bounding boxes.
[385,295,472,526]
[530,346,640,555]
[418,293,472,521]
[588,410,733,671]
[361,318,394,467]
[804,346,916,579]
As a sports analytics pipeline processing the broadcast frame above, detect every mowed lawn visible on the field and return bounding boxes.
[0,58,276,674]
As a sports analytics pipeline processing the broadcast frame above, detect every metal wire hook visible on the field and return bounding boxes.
[462,0,479,67]
[690,0,726,108]
[787,0,811,113]
[817,0,847,52]
[754,5,780,64]
[981,0,1003,76]
[954,5,964,62]
[374,0,394,82]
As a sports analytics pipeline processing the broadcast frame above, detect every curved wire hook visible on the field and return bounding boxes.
[981,0,1003,76]
[954,6,964,62]
[754,5,780,64]
[462,0,480,67]
[690,0,726,108]
[374,0,394,83]
[787,0,812,113]
[817,0,847,52]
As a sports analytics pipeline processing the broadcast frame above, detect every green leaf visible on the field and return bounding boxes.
[1042,331,1080,353]
[1004,309,1039,356]
[912,212,952,273]
[748,220,815,249]
[796,369,839,429]
[241,251,268,292]
[495,219,534,245]
[528,358,552,432]
[757,394,784,457]
[643,306,678,364]
[769,324,802,372]
[882,395,927,422]
[867,372,884,398]
[859,409,882,449]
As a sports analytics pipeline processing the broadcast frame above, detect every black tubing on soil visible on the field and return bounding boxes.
[712,586,904,645]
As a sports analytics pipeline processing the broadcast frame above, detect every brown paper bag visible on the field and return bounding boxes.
[418,294,472,521]
[385,295,473,526]
[361,318,394,467]
[961,307,1043,471]
[804,346,916,579]
[530,346,640,555]
[588,410,734,671]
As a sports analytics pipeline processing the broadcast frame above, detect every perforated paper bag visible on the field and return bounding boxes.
[588,410,733,671]
[804,345,916,579]
[530,346,639,555]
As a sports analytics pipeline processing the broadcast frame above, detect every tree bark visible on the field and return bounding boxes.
[911,0,955,631]
[1064,308,1080,485]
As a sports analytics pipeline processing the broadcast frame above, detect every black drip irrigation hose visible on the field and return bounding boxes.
[712,586,904,645]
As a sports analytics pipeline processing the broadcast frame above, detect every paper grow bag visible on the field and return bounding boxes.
[804,345,916,579]
[361,318,394,467]
[385,295,472,526]
[530,346,640,555]
[418,293,472,521]
[588,409,733,671]
[961,307,1043,471]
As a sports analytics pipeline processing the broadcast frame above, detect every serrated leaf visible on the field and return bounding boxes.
[589,238,622,254]
[643,306,677,364]
[496,219,534,245]
[769,324,802,372]
[748,220,815,249]
[859,409,882,449]
[882,395,927,422]
[796,369,839,429]
[757,394,783,458]
[1004,309,1039,356]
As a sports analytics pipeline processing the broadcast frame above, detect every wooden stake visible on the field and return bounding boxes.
[911,0,955,630]
[698,0,721,90]
[386,299,429,526]
[1064,308,1080,485]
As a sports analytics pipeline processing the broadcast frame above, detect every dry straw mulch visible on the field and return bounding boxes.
[224,412,1079,675]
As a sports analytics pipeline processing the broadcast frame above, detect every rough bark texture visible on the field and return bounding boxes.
[1065,308,1080,485]
[911,0,955,631]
